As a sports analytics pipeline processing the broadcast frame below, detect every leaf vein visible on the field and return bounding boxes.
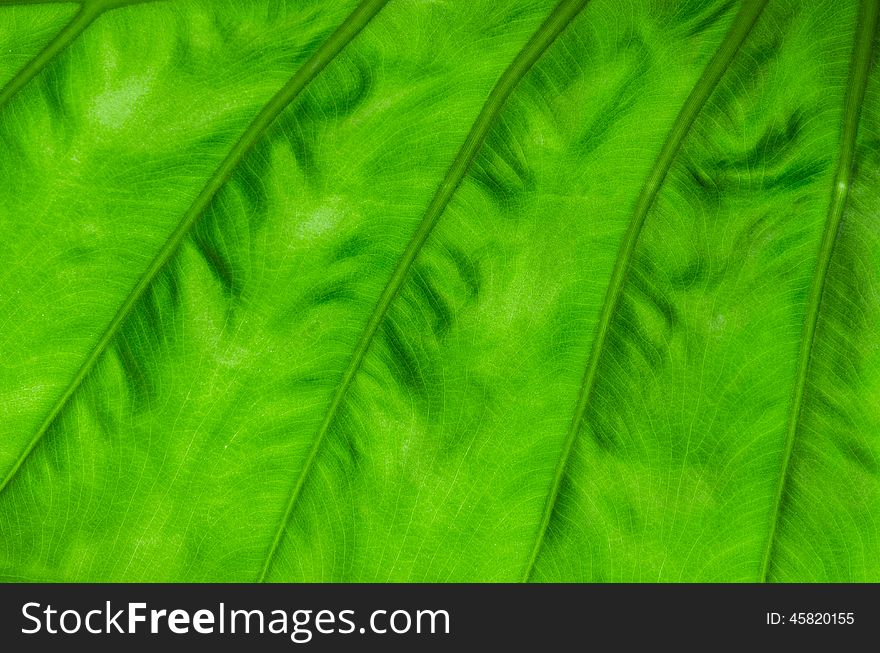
[521,0,769,582]
[0,4,96,111]
[0,0,391,495]
[256,0,590,583]
[759,0,879,583]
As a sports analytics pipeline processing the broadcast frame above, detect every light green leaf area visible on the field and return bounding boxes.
[0,0,877,582]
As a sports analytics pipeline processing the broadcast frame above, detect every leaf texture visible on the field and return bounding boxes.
[0,0,878,582]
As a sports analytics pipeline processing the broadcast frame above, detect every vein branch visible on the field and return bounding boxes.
[0,0,165,114]
[0,1,82,6]
[759,0,879,583]
[0,0,391,496]
[257,0,590,583]
[0,3,98,110]
[521,0,769,582]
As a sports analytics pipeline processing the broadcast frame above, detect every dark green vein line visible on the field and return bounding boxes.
[0,1,160,6]
[87,0,163,10]
[759,0,878,583]
[0,1,81,6]
[0,0,390,497]
[0,1,164,110]
[256,0,590,583]
[0,3,97,110]
[0,1,79,6]
[521,0,768,582]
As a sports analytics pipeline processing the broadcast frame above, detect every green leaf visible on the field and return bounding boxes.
[0,0,878,582]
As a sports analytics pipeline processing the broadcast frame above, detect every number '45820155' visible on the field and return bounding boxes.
[766,613,855,625]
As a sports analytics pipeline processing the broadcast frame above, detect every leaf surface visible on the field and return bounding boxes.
[0,0,878,582]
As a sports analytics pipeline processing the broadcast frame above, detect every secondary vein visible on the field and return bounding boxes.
[0,1,159,6]
[256,0,590,582]
[0,3,97,110]
[0,0,162,106]
[759,0,879,583]
[0,1,82,6]
[0,0,391,496]
[521,0,769,582]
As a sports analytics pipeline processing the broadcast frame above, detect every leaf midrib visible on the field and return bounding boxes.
[0,0,391,494]
[759,0,879,583]
[256,0,590,583]
[521,0,770,582]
